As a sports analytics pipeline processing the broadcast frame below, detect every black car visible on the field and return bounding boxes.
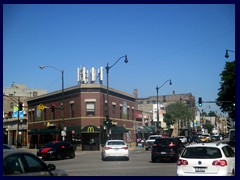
[151,137,185,162]
[37,141,75,160]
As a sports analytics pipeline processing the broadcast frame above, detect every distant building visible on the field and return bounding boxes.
[3,83,47,147]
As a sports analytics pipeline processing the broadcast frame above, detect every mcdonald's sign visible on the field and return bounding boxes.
[87,126,94,133]
[82,125,100,133]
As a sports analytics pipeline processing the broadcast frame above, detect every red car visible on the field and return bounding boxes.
[37,141,75,160]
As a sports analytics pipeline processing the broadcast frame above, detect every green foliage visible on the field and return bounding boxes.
[164,102,193,128]
[216,61,235,119]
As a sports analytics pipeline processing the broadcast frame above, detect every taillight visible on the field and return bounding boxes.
[121,146,128,150]
[177,159,188,166]
[105,146,112,150]
[212,160,227,167]
[169,142,176,147]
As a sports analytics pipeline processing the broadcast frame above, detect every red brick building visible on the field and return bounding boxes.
[27,84,138,151]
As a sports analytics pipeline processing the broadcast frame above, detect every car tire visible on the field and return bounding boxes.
[126,157,129,161]
[152,157,157,163]
[69,151,75,159]
[56,153,63,160]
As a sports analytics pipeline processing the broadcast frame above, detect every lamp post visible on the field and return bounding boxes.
[156,79,172,134]
[39,65,65,140]
[105,55,128,138]
[225,49,235,59]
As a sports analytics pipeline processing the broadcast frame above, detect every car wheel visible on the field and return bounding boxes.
[56,153,62,160]
[126,157,129,161]
[152,157,157,163]
[145,148,148,151]
[69,150,75,158]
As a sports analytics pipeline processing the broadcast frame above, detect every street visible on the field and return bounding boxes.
[44,149,177,176]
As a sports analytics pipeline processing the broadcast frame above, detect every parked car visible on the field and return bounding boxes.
[3,149,68,176]
[177,136,188,144]
[211,135,220,141]
[101,140,129,161]
[151,137,185,162]
[145,135,162,151]
[3,144,16,150]
[198,134,211,143]
[177,142,235,176]
[37,141,75,160]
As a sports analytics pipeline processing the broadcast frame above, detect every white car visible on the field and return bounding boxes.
[177,142,235,176]
[102,140,129,161]
[177,136,188,144]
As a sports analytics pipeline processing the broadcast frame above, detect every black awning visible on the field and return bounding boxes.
[143,126,154,134]
[38,128,60,134]
[28,129,39,134]
[111,126,128,133]
[66,126,81,133]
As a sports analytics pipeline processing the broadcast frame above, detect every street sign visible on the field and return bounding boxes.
[38,103,45,111]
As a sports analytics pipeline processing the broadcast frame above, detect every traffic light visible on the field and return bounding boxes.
[109,119,112,127]
[51,103,55,112]
[198,97,202,107]
[18,102,23,111]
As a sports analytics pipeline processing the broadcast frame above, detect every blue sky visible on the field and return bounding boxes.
[3,4,235,114]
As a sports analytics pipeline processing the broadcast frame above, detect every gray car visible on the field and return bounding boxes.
[3,149,68,176]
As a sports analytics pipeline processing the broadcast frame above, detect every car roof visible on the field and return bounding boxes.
[107,140,124,142]
[186,142,228,148]
[3,149,37,158]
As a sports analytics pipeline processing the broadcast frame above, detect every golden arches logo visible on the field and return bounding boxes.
[87,126,94,133]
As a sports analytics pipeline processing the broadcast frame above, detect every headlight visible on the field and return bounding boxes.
[47,150,54,154]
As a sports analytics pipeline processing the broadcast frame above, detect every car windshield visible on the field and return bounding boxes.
[107,141,125,145]
[149,136,159,140]
[155,138,174,145]
[182,147,222,159]
[44,142,59,148]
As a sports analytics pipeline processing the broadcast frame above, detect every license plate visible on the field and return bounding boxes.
[195,167,205,172]
[114,148,119,151]
[161,152,166,154]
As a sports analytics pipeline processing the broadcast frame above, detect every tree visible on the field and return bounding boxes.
[216,61,235,119]
[208,111,217,117]
[164,102,193,128]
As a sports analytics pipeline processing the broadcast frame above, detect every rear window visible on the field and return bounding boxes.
[154,138,175,145]
[181,147,222,159]
[107,141,125,145]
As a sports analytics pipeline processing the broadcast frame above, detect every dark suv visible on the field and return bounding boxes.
[151,137,185,162]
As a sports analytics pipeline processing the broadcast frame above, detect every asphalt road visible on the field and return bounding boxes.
[44,149,178,176]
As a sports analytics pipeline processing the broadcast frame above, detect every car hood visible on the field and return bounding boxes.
[39,147,53,153]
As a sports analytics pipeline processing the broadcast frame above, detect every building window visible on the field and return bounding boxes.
[112,104,116,118]
[44,109,46,120]
[119,106,123,119]
[163,96,166,103]
[127,107,130,120]
[86,102,95,116]
[10,102,14,109]
[70,103,74,118]
[132,108,134,120]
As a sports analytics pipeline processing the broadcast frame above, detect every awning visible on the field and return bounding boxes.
[111,126,128,133]
[137,126,148,133]
[38,128,60,134]
[28,129,39,134]
[82,125,100,133]
[66,126,81,133]
[143,126,154,134]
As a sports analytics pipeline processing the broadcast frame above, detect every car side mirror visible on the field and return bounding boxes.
[48,164,56,171]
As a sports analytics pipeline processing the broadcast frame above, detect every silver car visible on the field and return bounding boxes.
[3,149,68,176]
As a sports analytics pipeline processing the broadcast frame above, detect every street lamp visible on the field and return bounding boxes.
[39,65,65,140]
[156,79,172,134]
[105,55,128,138]
[225,49,235,59]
